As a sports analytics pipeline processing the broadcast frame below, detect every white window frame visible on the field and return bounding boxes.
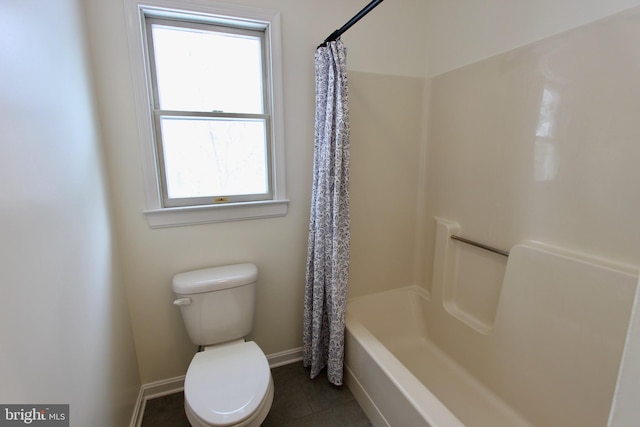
[124,0,288,228]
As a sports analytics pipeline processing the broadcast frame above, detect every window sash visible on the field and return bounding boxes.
[144,15,273,208]
[124,0,288,227]
[152,111,273,207]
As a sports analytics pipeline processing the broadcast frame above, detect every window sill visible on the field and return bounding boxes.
[144,199,289,228]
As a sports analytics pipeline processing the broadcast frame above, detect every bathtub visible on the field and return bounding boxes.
[344,220,638,427]
[345,287,532,427]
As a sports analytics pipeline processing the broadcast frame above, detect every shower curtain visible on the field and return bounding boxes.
[303,40,351,386]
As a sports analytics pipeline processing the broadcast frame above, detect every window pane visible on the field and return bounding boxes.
[160,117,268,199]
[151,25,264,113]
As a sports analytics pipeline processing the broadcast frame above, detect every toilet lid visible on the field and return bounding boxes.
[185,341,271,426]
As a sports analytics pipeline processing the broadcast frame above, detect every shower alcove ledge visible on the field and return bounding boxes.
[433,218,509,335]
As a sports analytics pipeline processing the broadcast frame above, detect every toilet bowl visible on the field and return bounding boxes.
[173,264,274,426]
[184,341,273,427]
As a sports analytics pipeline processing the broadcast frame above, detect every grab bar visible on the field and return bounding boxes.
[451,235,510,257]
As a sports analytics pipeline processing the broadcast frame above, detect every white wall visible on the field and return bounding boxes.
[338,0,429,77]
[425,0,640,76]
[83,0,429,385]
[0,0,140,425]
[2,0,638,423]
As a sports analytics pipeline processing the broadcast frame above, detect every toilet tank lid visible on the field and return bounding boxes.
[172,263,258,294]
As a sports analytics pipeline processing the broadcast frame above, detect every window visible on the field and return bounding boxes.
[125,0,287,227]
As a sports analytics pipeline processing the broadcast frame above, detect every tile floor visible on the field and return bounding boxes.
[141,362,373,426]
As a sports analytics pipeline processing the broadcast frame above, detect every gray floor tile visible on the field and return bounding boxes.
[141,362,372,426]
[141,392,190,427]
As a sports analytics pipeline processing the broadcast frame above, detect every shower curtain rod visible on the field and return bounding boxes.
[318,0,385,48]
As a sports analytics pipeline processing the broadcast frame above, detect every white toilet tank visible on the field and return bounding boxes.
[172,263,258,346]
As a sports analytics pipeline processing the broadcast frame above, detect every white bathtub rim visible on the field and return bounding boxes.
[348,284,430,304]
[346,316,465,427]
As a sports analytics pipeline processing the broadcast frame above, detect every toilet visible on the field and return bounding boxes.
[172,263,274,427]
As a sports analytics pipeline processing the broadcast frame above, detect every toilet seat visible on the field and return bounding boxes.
[185,379,273,427]
[184,340,273,427]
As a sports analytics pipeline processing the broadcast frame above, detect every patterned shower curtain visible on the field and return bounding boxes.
[303,40,351,386]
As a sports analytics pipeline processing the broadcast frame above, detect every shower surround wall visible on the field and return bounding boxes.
[420,6,640,423]
[423,6,640,279]
[348,71,427,298]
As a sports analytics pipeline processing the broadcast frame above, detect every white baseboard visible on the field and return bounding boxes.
[129,388,145,427]
[267,346,303,368]
[130,375,185,427]
[130,346,303,427]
